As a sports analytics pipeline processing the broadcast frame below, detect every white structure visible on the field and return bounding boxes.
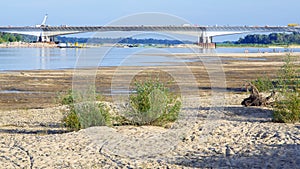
[0,17,299,47]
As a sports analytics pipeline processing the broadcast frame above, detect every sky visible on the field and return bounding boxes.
[1,0,300,41]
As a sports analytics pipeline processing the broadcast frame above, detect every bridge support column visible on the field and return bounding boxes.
[198,35,216,48]
[37,34,55,42]
[49,36,55,42]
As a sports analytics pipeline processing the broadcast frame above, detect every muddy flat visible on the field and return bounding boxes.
[0,53,294,110]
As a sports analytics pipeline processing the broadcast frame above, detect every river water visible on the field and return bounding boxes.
[0,47,299,71]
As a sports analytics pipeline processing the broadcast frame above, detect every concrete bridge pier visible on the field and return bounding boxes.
[37,34,55,42]
[198,35,216,48]
[49,36,55,42]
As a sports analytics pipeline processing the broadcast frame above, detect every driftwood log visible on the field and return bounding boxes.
[241,82,275,107]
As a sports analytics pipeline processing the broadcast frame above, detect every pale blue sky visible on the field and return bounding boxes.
[1,0,300,41]
[1,0,299,26]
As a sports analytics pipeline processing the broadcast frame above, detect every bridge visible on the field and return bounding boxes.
[1,16,300,48]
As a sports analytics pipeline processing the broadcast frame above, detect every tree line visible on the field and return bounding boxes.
[0,33,22,43]
[235,32,300,44]
[56,37,193,45]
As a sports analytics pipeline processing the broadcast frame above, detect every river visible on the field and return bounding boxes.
[0,47,299,71]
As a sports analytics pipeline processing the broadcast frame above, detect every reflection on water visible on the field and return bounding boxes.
[0,48,82,71]
[0,90,51,94]
[37,48,81,70]
[0,47,299,71]
[0,47,195,71]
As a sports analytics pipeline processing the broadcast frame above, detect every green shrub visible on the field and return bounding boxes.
[75,102,111,129]
[60,89,111,131]
[277,54,299,91]
[250,54,300,123]
[272,54,300,123]
[124,79,181,127]
[273,92,300,123]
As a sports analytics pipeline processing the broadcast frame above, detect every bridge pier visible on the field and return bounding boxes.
[198,35,216,48]
[37,34,55,42]
[49,36,55,42]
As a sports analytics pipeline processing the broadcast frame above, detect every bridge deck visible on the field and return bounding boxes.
[0,25,299,32]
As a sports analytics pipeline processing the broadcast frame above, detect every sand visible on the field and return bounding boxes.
[0,93,299,168]
[0,53,299,168]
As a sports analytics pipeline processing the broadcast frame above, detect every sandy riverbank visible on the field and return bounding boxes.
[138,51,300,59]
[0,42,58,48]
[2,41,300,50]
[0,93,299,168]
[0,53,299,168]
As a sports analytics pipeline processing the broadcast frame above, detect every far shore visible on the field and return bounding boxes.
[136,52,300,59]
[216,44,300,48]
[2,41,300,49]
[0,42,57,48]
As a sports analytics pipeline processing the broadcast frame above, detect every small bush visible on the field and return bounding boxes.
[277,54,299,91]
[273,54,300,123]
[60,89,110,131]
[273,92,300,123]
[125,79,181,126]
[75,102,111,129]
[250,54,299,123]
